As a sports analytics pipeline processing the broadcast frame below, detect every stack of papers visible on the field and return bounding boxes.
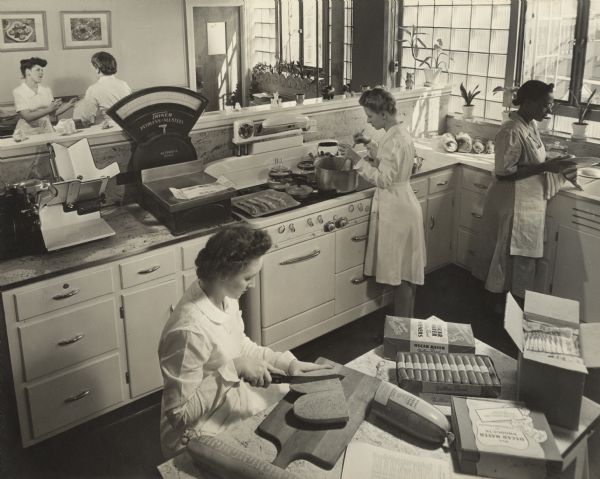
[169,176,235,201]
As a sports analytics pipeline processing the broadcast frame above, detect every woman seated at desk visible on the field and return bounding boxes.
[12,57,77,134]
[73,51,131,124]
[158,225,326,458]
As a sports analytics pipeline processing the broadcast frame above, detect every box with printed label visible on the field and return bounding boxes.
[504,291,600,430]
[451,396,562,479]
[383,315,475,360]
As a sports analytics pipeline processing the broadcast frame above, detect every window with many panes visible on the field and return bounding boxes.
[252,2,277,66]
[524,0,600,138]
[400,0,512,122]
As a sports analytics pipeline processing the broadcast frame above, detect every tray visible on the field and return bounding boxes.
[396,352,501,398]
[232,189,299,217]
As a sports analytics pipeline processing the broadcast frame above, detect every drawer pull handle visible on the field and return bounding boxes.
[572,221,600,232]
[474,182,488,190]
[351,277,368,285]
[138,265,160,275]
[471,212,483,219]
[279,249,321,265]
[413,189,419,194]
[52,289,80,301]
[169,304,175,313]
[436,180,449,186]
[64,389,91,404]
[351,234,368,242]
[57,334,84,346]
[429,216,435,230]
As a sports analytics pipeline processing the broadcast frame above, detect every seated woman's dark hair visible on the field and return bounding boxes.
[513,80,554,106]
[359,86,397,115]
[91,51,117,75]
[195,225,272,281]
[19,57,47,77]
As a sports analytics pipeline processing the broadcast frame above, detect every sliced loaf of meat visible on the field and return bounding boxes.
[289,378,343,395]
[293,389,349,424]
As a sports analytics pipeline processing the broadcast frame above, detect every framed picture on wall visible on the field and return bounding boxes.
[0,12,48,52]
[61,11,111,49]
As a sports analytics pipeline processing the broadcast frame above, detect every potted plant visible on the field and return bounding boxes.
[493,85,519,122]
[250,60,323,100]
[571,89,597,140]
[460,83,481,120]
[400,26,452,86]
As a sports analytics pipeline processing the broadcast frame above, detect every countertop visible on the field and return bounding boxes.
[1,137,598,291]
[156,341,600,479]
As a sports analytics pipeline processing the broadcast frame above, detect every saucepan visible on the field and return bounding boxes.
[314,154,358,193]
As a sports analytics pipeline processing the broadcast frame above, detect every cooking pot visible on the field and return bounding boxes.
[314,154,358,193]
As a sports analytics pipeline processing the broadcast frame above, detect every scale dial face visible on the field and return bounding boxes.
[106,87,209,143]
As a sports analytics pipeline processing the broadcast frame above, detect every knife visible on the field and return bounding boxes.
[270,373,344,384]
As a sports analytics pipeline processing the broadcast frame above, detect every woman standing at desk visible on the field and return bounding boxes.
[339,87,426,317]
[472,80,577,301]
[159,225,326,458]
[12,57,76,134]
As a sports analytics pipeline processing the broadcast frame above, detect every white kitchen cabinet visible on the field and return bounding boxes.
[334,264,385,314]
[121,279,178,397]
[426,191,455,270]
[552,225,600,323]
[335,220,368,273]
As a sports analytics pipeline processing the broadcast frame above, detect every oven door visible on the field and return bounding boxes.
[260,234,335,328]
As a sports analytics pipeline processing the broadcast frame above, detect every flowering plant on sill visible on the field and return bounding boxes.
[572,89,597,125]
[400,26,453,86]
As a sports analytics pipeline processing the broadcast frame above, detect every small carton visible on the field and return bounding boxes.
[383,315,475,360]
[504,291,600,430]
[451,396,563,479]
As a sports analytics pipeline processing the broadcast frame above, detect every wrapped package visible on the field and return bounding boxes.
[485,140,495,154]
[441,132,458,152]
[472,138,485,154]
[456,132,473,153]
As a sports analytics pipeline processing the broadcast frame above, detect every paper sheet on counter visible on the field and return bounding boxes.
[341,442,450,479]
[169,176,236,200]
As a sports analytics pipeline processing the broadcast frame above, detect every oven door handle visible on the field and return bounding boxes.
[279,249,321,265]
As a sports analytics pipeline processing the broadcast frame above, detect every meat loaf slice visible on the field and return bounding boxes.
[293,389,349,424]
[289,378,343,395]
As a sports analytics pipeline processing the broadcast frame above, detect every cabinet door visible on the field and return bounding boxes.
[261,234,335,328]
[552,225,600,322]
[427,191,455,270]
[121,280,178,397]
[335,221,369,273]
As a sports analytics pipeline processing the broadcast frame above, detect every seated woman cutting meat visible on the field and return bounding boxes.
[159,225,326,458]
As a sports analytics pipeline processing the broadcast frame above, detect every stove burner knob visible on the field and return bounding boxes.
[317,215,324,224]
[357,203,364,211]
[348,204,355,212]
[336,217,348,228]
[307,218,314,227]
[278,225,286,234]
[289,223,296,233]
[324,221,336,232]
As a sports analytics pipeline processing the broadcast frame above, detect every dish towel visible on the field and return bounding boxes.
[544,172,566,200]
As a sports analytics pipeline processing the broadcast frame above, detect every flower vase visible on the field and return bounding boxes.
[572,123,588,140]
[462,105,475,120]
[423,68,442,87]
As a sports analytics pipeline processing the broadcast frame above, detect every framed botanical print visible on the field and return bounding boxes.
[0,12,48,52]
[61,11,111,49]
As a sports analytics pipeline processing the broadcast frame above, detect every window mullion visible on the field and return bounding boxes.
[570,0,590,104]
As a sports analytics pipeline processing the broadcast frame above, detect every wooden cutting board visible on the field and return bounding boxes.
[256,357,381,470]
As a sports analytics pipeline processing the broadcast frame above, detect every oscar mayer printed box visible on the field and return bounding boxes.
[383,315,475,360]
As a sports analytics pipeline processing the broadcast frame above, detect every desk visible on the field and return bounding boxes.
[158,340,600,479]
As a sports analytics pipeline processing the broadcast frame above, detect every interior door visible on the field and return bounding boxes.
[192,6,242,111]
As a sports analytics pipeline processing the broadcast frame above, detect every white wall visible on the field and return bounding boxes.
[0,0,188,105]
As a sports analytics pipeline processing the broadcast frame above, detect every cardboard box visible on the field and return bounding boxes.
[451,396,563,479]
[504,292,600,430]
[383,315,475,359]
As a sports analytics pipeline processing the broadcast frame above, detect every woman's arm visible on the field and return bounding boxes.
[497,158,576,182]
[18,100,61,123]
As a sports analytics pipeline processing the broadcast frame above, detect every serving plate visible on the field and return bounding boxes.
[578,167,600,179]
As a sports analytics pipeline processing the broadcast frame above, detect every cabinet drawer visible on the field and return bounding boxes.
[181,236,210,270]
[26,353,124,439]
[13,268,114,321]
[410,178,428,199]
[459,189,485,233]
[456,229,478,271]
[119,249,176,289]
[335,221,369,273]
[18,298,119,381]
[462,168,492,194]
[334,264,384,314]
[428,169,456,195]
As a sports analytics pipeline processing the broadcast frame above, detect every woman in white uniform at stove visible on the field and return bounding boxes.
[12,57,77,134]
[340,87,426,317]
[158,225,326,458]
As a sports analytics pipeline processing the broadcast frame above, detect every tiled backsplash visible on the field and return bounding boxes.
[1,90,449,205]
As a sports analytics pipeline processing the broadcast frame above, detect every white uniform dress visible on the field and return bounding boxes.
[158,281,294,458]
[12,82,54,134]
[74,75,132,123]
[355,123,426,286]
